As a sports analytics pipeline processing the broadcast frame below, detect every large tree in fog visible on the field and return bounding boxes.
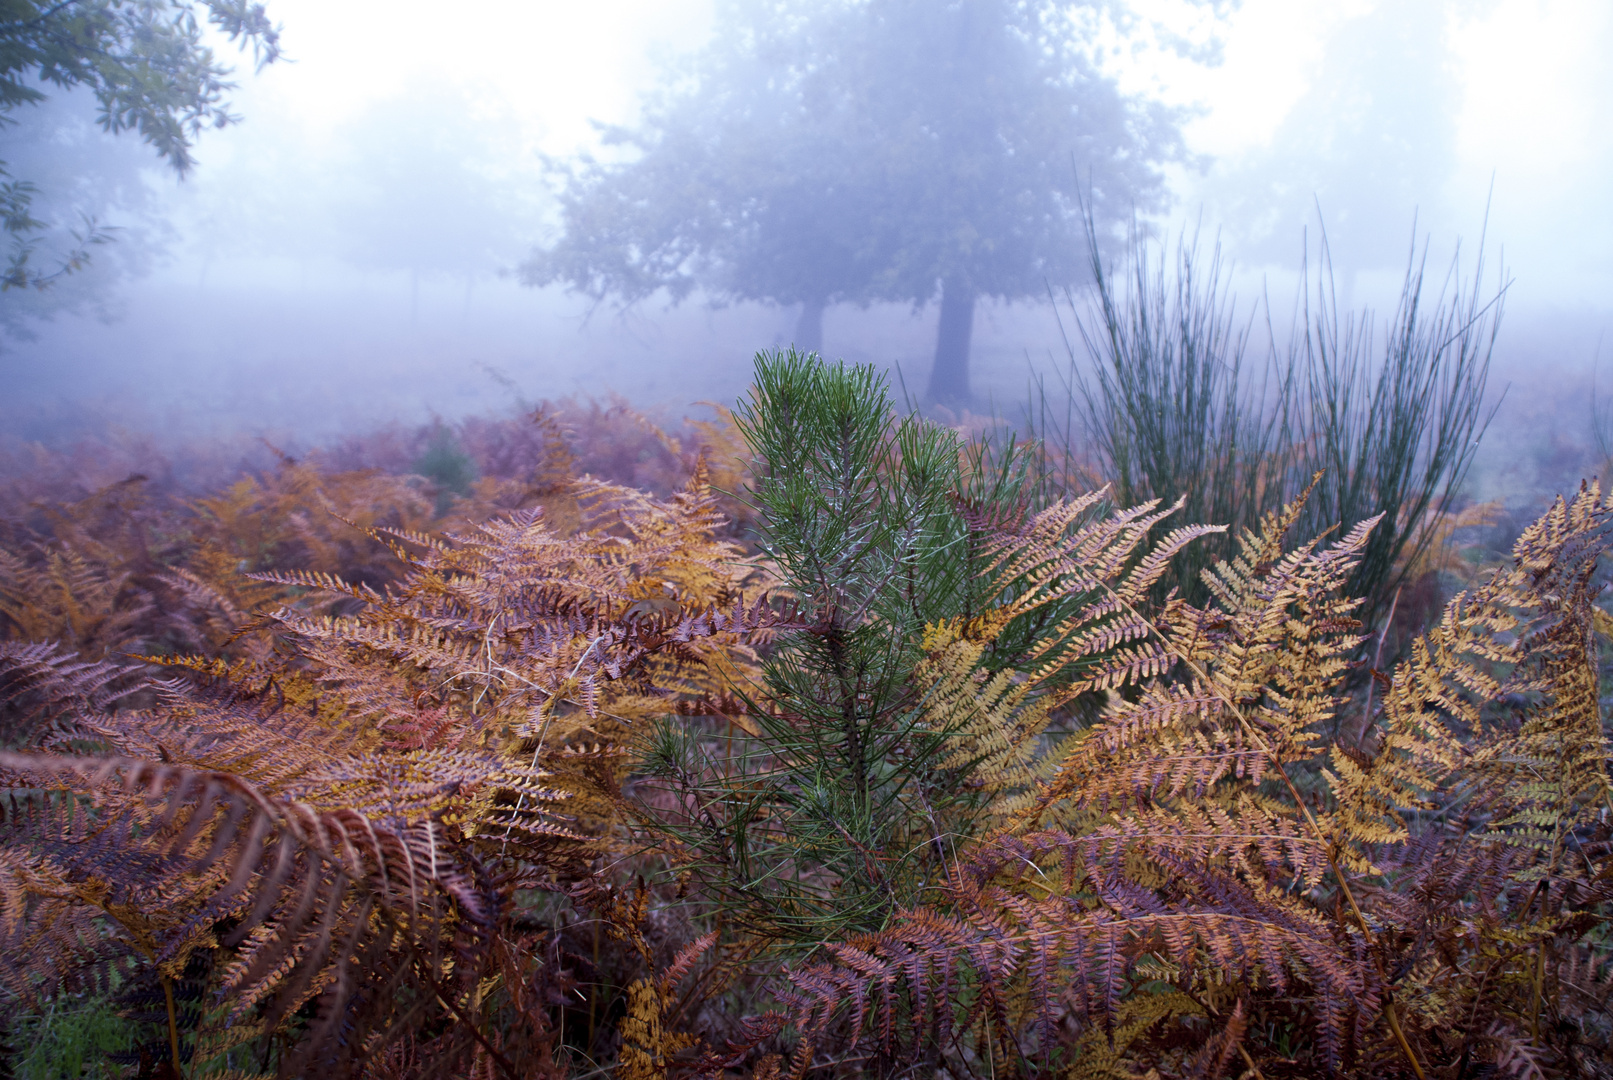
[522,0,1208,405]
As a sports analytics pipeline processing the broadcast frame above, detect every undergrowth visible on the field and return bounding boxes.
[0,355,1605,1079]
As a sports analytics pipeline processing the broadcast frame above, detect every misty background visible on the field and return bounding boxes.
[1,0,1608,504]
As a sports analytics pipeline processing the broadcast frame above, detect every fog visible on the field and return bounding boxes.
[2,0,1610,501]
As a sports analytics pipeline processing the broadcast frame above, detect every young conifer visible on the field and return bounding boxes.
[636,350,1041,946]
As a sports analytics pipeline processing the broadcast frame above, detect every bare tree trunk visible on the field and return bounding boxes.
[794,298,826,354]
[926,277,975,407]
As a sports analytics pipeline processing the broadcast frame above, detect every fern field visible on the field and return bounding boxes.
[0,352,1608,1079]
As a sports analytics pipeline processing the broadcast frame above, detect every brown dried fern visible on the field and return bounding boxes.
[0,467,779,1077]
[749,481,1613,1078]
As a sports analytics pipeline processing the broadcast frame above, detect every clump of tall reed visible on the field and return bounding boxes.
[1038,212,1505,640]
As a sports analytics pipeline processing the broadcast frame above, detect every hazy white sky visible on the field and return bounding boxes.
[215,0,719,157]
[223,0,1608,165]
[182,0,1610,304]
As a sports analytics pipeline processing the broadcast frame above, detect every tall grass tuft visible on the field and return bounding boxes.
[1289,222,1503,636]
[1044,212,1504,639]
[1047,222,1294,606]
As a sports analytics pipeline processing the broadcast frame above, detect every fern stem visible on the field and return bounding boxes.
[1096,579,1430,1080]
[1354,584,1400,743]
[161,974,183,1079]
[1533,942,1546,1043]
[1238,1043,1266,1080]
[499,633,602,857]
